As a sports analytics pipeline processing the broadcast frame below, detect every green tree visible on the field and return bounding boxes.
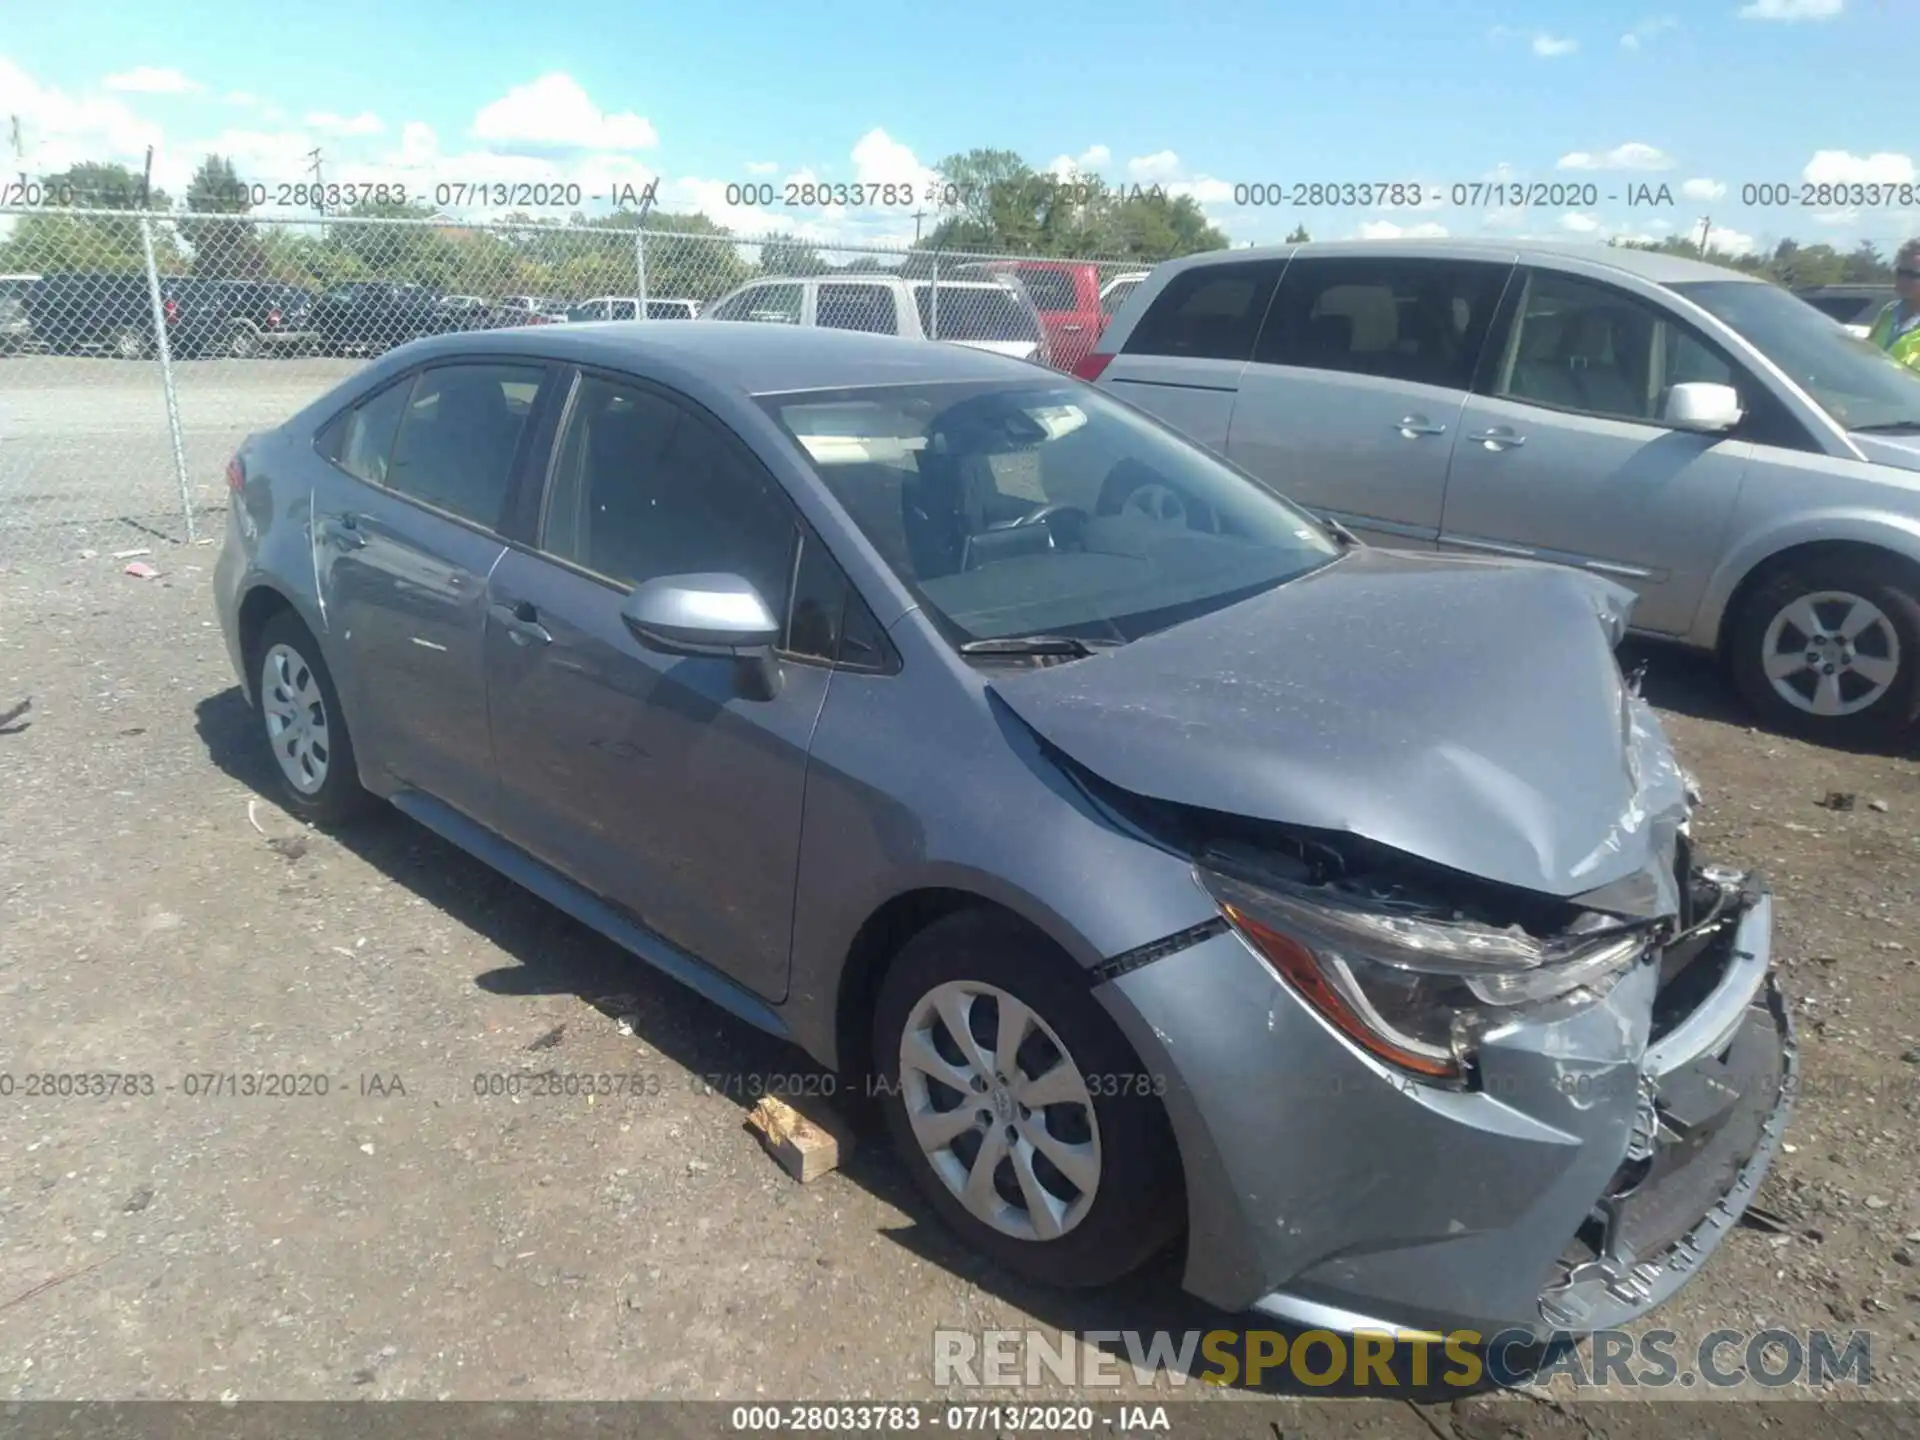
[589,210,752,302]
[182,155,271,278]
[0,160,177,274]
[1285,225,1312,243]
[759,237,827,277]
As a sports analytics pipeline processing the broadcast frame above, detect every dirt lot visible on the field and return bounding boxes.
[2,543,1919,1429]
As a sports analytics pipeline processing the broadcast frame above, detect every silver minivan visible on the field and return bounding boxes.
[1085,239,1920,746]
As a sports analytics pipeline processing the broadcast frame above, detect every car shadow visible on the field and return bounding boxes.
[196,683,1525,1401]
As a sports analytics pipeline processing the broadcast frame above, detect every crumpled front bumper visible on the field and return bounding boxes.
[1095,869,1792,1339]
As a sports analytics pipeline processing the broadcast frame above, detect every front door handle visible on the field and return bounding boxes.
[1393,415,1447,438]
[489,600,552,647]
[1467,427,1526,451]
[317,513,365,550]
[1058,323,1086,333]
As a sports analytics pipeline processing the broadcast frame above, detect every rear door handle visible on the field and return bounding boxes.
[1467,427,1526,450]
[317,513,365,549]
[1393,415,1447,437]
[1059,323,1086,333]
[489,600,551,646]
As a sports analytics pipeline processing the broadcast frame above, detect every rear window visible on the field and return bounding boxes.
[913,284,1040,342]
[1122,261,1284,362]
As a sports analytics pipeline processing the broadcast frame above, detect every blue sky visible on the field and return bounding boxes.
[1,0,1915,256]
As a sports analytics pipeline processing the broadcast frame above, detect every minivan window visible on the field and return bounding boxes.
[1124,261,1283,363]
[1670,279,1920,432]
[912,284,1041,343]
[761,380,1340,646]
[1256,257,1509,389]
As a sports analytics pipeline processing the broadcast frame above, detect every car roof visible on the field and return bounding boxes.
[1170,238,1766,286]
[391,320,1041,395]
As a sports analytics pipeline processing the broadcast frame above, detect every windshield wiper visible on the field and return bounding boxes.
[1852,421,1920,434]
[957,634,1124,658]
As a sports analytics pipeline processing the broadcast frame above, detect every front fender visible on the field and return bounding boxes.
[1689,507,1920,649]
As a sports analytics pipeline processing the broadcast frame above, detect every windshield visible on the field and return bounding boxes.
[911,285,1040,343]
[1670,280,1920,431]
[761,380,1341,646]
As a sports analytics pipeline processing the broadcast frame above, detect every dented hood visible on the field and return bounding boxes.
[988,547,1690,915]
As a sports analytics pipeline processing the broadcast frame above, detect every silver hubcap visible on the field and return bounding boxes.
[260,642,331,794]
[898,981,1101,1242]
[1760,590,1902,718]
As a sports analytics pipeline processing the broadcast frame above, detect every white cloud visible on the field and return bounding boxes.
[1532,33,1578,56]
[1802,150,1917,184]
[1620,16,1678,47]
[102,66,201,94]
[1557,142,1674,171]
[745,160,778,175]
[1703,226,1758,256]
[224,90,261,107]
[471,73,657,153]
[1811,208,1859,226]
[1680,177,1726,201]
[1356,220,1450,240]
[1559,212,1604,233]
[1047,144,1111,178]
[1737,0,1842,20]
[305,111,384,138]
[1126,150,1182,183]
[0,54,165,178]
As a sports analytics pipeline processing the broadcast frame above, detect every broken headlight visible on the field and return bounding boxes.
[1197,861,1651,1084]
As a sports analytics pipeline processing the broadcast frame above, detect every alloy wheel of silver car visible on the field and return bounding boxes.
[1759,590,1902,718]
[260,641,332,795]
[898,980,1102,1243]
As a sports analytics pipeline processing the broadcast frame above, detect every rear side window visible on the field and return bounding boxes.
[320,378,413,486]
[1255,257,1510,389]
[913,285,1040,342]
[816,284,898,334]
[383,363,546,529]
[1123,261,1284,362]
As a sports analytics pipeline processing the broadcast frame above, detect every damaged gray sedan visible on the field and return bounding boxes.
[214,324,1791,1338]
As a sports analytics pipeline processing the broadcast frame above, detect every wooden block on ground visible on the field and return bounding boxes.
[745,1095,852,1183]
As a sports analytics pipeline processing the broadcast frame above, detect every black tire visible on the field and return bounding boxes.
[111,325,149,360]
[251,611,376,824]
[227,324,260,359]
[872,909,1183,1289]
[1728,550,1920,746]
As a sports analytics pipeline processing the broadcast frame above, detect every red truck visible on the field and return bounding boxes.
[953,260,1105,371]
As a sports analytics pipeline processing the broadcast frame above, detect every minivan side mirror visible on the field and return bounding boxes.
[620,573,783,700]
[1663,381,1744,434]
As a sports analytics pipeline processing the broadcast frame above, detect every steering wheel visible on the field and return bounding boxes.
[1004,503,1090,550]
[1118,482,1214,532]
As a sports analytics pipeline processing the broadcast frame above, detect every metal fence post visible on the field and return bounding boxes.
[929,255,939,340]
[634,228,649,320]
[139,214,196,542]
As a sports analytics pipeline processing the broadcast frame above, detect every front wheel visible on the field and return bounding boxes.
[1729,552,1920,745]
[227,324,260,359]
[872,910,1183,1289]
[253,611,376,824]
[111,325,149,360]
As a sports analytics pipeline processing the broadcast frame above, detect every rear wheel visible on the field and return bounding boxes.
[1729,551,1920,745]
[227,324,260,359]
[111,325,148,360]
[252,611,375,824]
[872,909,1182,1288]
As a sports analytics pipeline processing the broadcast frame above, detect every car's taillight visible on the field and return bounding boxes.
[1071,351,1113,382]
[226,453,246,493]
[163,297,180,324]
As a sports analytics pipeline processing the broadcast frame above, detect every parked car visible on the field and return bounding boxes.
[219,280,317,358]
[1100,270,1150,321]
[1794,283,1893,340]
[565,296,701,321]
[215,322,1789,1341]
[702,275,1046,361]
[309,283,539,356]
[22,272,238,358]
[0,272,37,353]
[952,259,1106,370]
[501,294,570,322]
[1086,238,1920,745]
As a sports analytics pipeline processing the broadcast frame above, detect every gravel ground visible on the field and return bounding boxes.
[2,544,1919,1429]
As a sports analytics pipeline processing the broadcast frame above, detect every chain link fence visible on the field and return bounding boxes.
[0,206,1152,568]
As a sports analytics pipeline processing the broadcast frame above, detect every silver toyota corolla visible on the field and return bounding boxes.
[214,321,1792,1338]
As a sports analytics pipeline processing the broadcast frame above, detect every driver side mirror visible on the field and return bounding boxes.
[620,573,783,701]
[1663,381,1744,434]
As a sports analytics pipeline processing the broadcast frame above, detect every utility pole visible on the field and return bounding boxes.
[910,208,928,243]
[1697,216,1713,258]
[8,113,24,197]
[307,147,325,216]
[141,145,154,210]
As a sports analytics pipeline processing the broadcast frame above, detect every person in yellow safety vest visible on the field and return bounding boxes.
[1866,238,1920,370]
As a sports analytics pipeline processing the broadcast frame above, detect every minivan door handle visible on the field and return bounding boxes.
[1467,427,1527,451]
[1393,415,1447,438]
[489,600,552,647]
